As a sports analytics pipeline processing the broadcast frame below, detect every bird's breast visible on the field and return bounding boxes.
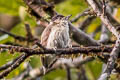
[46,27,70,49]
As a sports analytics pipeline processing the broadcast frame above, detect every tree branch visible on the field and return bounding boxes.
[70,8,90,23]
[23,0,100,46]
[0,28,38,42]
[86,0,120,79]
[0,54,25,71]
[0,44,112,55]
[87,0,120,39]
[0,54,29,79]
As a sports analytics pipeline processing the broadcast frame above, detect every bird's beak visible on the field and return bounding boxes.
[65,15,72,20]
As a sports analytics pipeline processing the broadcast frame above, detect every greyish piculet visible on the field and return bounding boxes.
[40,15,71,73]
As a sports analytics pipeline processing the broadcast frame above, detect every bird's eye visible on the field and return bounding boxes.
[64,23,67,25]
[62,21,68,25]
[53,22,59,25]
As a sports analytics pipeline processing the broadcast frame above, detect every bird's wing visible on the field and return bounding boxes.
[40,24,53,69]
[40,24,52,47]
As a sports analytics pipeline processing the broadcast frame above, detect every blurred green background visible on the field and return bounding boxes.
[0,0,119,80]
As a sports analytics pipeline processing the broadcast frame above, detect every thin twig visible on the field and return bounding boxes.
[0,28,26,41]
[65,64,72,80]
[25,24,34,40]
[78,16,96,30]
[77,66,88,80]
[70,8,90,23]
[13,62,32,80]
[0,54,29,79]
[0,54,25,71]
[102,0,106,16]
[99,23,110,43]
[0,28,38,42]
[35,41,47,50]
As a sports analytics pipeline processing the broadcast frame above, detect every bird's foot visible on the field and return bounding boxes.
[53,47,57,51]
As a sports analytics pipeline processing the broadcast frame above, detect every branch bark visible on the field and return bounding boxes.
[0,44,112,55]
[86,0,120,79]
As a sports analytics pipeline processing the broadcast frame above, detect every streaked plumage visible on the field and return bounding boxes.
[40,15,71,72]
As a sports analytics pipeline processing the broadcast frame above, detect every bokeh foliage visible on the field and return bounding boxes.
[0,0,115,79]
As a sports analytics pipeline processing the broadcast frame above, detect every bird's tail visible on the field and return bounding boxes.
[41,55,58,69]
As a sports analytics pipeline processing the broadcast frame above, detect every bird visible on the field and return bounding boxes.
[40,14,71,74]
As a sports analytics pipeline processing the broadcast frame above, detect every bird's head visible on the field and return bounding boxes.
[51,15,71,27]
